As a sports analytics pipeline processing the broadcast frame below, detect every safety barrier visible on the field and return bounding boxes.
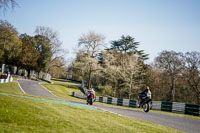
[0,74,13,83]
[72,92,200,116]
[161,101,173,112]
[152,101,162,110]
[185,104,200,116]
[71,92,86,99]
[172,102,185,114]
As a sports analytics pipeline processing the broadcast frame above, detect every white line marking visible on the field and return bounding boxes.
[38,82,59,98]
[17,81,26,94]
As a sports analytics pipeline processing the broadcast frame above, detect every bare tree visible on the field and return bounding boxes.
[0,0,18,13]
[101,50,123,97]
[155,50,184,102]
[73,51,101,89]
[48,57,67,78]
[121,54,141,99]
[183,51,200,104]
[34,26,67,73]
[75,31,105,88]
[78,31,105,57]
[35,26,63,58]
[101,50,142,98]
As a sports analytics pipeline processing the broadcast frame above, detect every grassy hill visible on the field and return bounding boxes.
[50,78,81,86]
[0,82,182,133]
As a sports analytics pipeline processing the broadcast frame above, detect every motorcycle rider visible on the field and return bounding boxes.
[87,88,95,104]
[139,86,151,105]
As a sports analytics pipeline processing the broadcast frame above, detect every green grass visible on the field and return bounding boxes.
[51,78,81,85]
[0,82,182,133]
[42,83,81,98]
[13,77,18,80]
[42,83,86,102]
[0,72,6,75]
[0,82,23,95]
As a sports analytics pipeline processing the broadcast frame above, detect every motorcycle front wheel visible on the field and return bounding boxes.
[143,103,150,112]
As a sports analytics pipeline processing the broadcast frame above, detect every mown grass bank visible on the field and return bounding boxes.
[42,83,85,101]
[0,82,183,133]
[0,82,23,95]
[51,78,81,86]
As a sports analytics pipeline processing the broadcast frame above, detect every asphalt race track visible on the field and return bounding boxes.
[18,80,200,133]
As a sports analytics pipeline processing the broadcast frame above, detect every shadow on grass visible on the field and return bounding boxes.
[51,78,81,84]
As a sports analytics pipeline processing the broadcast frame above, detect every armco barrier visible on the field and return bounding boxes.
[185,104,200,116]
[72,92,86,99]
[152,101,161,110]
[199,106,200,116]
[0,74,13,83]
[107,97,112,104]
[172,102,185,114]
[95,96,99,102]
[99,97,103,102]
[112,98,118,105]
[71,92,200,116]
[103,97,108,103]
[117,98,123,106]
[161,101,173,112]
[123,99,130,107]
[129,100,137,108]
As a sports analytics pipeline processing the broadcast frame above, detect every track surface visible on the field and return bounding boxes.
[18,80,200,133]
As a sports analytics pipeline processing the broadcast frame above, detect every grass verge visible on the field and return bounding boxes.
[0,82,23,95]
[42,83,83,99]
[51,78,81,86]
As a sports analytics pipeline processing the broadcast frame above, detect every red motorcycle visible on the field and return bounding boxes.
[87,93,95,105]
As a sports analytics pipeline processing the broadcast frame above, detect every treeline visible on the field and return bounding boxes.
[71,31,200,104]
[0,20,66,78]
[150,51,200,104]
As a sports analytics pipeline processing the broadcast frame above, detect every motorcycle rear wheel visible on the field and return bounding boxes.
[89,98,93,105]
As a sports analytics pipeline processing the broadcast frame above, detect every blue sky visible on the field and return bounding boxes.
[1,0,200,63]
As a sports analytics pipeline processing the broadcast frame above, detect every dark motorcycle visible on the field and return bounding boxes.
[87,93,95,105]
[137,93,152,112]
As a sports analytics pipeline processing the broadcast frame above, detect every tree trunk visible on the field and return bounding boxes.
[114,87,117,97]
[16,66,19,75]
[128,92,131,99]
[197,93,200,104]
[87,68,92,89]
[114,82,117,97]
[27,69,31,79]
[87,74,91,89]
[129,76,133,99]
[37,71,39,79]
[171,76,175,102]
[129,83,132,99]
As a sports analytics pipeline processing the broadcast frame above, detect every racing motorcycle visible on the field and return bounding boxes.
[87,93,95,105]
[137,93,152,112]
